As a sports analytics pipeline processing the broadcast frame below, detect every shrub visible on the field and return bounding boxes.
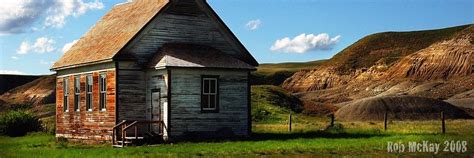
[252,107,270,121]
[324,123,345,133]
[0,111,42,136]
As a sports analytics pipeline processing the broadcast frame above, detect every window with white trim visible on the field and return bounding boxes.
[201,76,218,112]
[74,75,80,112]
[99,73,107,111]
[86,74,93,111]
[63,77,69,112]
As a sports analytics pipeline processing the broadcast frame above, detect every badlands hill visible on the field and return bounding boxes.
[0,75,56,112]
[283,24,473,119]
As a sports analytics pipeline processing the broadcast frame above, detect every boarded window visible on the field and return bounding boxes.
[74,76,80,112]
[63,77,69,112]
[201,76,218,112]
[86,74,93,111]
[99,73,107,111]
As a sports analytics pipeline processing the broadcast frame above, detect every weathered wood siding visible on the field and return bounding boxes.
[116,62,146,121]
[169,68,250,137]
[126,0,242,66]
[56,70,116,142]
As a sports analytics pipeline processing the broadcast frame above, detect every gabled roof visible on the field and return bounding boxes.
[51,0,169,70]
[51,0,258,71]
[148,43,255,70]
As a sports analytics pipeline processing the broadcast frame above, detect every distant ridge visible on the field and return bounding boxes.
[0,75,41,94]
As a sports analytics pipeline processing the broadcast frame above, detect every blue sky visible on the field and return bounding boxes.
[0,0,473,75]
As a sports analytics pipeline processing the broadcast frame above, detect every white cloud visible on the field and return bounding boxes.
[0,70,25,75]
[62,39,78,53]
[17,41,31,54]
[0,1,52,34]
[270,33,341,53]
[17,37,56,54]
[11,56,19,60]
[45,0,104,28]
[40,59,54,65]
[0,0,104,34]
[245,19,262,31]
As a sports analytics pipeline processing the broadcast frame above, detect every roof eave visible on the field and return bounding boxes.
[50,59,115,71]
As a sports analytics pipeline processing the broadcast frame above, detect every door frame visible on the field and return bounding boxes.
[150,88,162,132]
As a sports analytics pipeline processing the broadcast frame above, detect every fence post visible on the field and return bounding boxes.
[384,111,388,131]
[441,111,445,134]
[288,112,292,132]
[330,114,334,127]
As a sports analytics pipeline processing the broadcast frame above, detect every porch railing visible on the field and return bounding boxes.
[112,120,167,147]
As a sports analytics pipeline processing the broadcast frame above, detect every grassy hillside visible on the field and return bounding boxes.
[251,85,303,122]
[0,75,41,94]
[251,60,326,85]
[326,24,472,74]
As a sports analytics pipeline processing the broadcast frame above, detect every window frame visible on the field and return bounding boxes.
[74,75,80,112]
[86,74,93,112]
[99,73,107,112]
[63,77,69,112]
[201,75,219,113]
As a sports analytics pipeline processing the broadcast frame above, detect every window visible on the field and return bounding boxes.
[201,76,218,112]
[99,73,107,111]
[74,76,80,112]
[86,75,93,111]
[63,77,69,112]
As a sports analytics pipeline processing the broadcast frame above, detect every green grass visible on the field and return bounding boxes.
[256,60,327,74]
[251,85,303,123]
[1,120,473,157]
[251,60,326,85]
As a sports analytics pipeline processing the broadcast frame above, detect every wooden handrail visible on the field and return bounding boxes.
[112,120,127,145]
[115,120,168,147]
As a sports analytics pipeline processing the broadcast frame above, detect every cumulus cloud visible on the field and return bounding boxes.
[17,37,56,54]
[270,33,341,53]
[11,56,19,60]
[0,1,52,34]
[45,0,104,28]
[245,19,262,31]
[40,59,54,65]
[0,0,104,34]
[62,39,78,53]
[0,70,25,75]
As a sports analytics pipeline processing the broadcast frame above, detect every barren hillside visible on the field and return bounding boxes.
[282,25,474,116]
[0,75,56,111]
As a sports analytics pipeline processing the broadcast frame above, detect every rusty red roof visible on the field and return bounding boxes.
[51,0,169,70]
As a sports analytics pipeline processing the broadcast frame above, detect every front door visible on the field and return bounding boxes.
[151,89,162,133]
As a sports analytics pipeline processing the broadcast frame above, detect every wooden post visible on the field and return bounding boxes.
[288,112,292,132]
[384,111,388,131]
[329,114,334,127]
[441,111,445,134]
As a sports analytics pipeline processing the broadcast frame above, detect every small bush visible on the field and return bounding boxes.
[252,107,270,121]
[0,111,42,136]
[324,123,345,133]
[9,104,33,111]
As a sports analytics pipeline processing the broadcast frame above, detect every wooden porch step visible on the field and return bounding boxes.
[117,140,133,144]
[125,136,144,140]
[112,145,124,148]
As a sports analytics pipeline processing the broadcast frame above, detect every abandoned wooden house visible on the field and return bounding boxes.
[50,0,258,146]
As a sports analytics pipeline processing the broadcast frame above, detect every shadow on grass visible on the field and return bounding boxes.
[249,130,385,141]
[173,130,387,144]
